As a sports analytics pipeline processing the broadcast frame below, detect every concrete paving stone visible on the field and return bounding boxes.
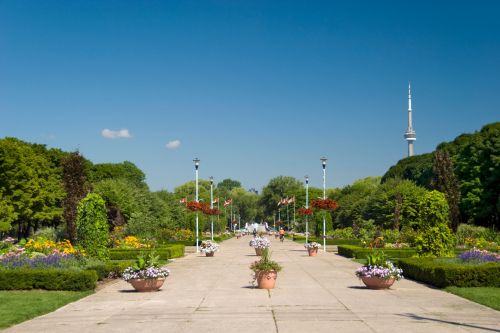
[4,236,500,333]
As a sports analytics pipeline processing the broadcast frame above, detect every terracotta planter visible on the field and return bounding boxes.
[256,270,277,289]
[361,276,395,289]
[236,235,241,239]
[307,247,318,256]
[205,252,215,257]
[255,248,264,256]
[129,278,165,292]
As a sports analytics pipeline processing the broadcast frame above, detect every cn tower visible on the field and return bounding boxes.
[404,83,416,156]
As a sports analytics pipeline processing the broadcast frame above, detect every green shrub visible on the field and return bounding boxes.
[414,191,455,257]
[380,229,400,244]
[397,258,500,288]
[0,269,97,290]
[415,225,456,257]
[331,227,356,240]
[109,245,185,260]
[76,193,110,260]
[156,228,194,242]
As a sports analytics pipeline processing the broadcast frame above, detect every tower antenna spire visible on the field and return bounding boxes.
[404,82,416,156]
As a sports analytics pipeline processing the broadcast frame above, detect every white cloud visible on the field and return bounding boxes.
[165,139,181,150]
[101,128,132,139]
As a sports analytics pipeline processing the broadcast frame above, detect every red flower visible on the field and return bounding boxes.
[297,208,313,216]
[310,198,338,210]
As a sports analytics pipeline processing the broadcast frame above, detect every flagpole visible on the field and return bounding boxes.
[293,197,295,230]
[210,176,214,241]
[287,201,289,230]
[230,201,233,232]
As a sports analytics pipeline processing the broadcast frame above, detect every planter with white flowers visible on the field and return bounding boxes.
[249,236,271,256]
[304,242,321,256]
[200,240,219,257]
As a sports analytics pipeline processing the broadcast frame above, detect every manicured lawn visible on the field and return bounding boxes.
[445,287,500,311]
[0,290,92,329]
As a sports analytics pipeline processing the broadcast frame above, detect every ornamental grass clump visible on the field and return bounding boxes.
[249,236,271,249]
[250,248,282,274]
[459,248,500,263]
[200,240,219,254]
[355,251,403,280]
[122,252,170,282]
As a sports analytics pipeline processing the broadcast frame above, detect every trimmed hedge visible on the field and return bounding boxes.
[161,235,232,246]
[109,245,185,260]
[0,269,97,291]
[337,245,417,259]
[291,235,361,246]
[397,258,500,288]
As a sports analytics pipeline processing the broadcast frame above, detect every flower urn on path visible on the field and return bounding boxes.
[304,242,321,256]
[122,252,170,292]
[129,278,166,292]
[249,236,271,256]
[200,240,219,257]
[256,270,278,289]
[250,249,282,290]
[355,251,403,290]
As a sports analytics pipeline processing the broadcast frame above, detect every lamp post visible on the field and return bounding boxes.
[210,176,214,241]
[320,157,327,252]
[193,158,200,253]
[305,175,309,244]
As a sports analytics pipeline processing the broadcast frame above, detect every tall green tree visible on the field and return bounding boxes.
[260,176,303,219]
[231,187,259,223]
[0,138,64,238]
[62,152,89,242]
[432,150,461,231]
[89,161,146,186]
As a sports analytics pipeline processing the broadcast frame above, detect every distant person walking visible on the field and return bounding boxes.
[279,228,285,243]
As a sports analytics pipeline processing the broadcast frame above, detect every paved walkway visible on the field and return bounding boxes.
[5,237,500,333]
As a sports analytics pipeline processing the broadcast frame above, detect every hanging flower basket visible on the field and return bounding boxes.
[297,208,313,216]
[275,220,284,225]
[311,198,338,210]
[203,208,220,216]
[186,201,203,211]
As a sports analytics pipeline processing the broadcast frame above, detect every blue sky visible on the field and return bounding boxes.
[1,1,499,191]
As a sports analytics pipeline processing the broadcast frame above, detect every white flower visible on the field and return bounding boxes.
[249,236,271,249]
[200,240,219,253]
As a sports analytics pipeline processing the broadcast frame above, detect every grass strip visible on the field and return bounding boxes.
[0,290,92,328]
[445,287,500,311]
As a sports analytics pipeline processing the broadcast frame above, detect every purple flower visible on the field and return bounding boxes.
[459,248,500,262]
